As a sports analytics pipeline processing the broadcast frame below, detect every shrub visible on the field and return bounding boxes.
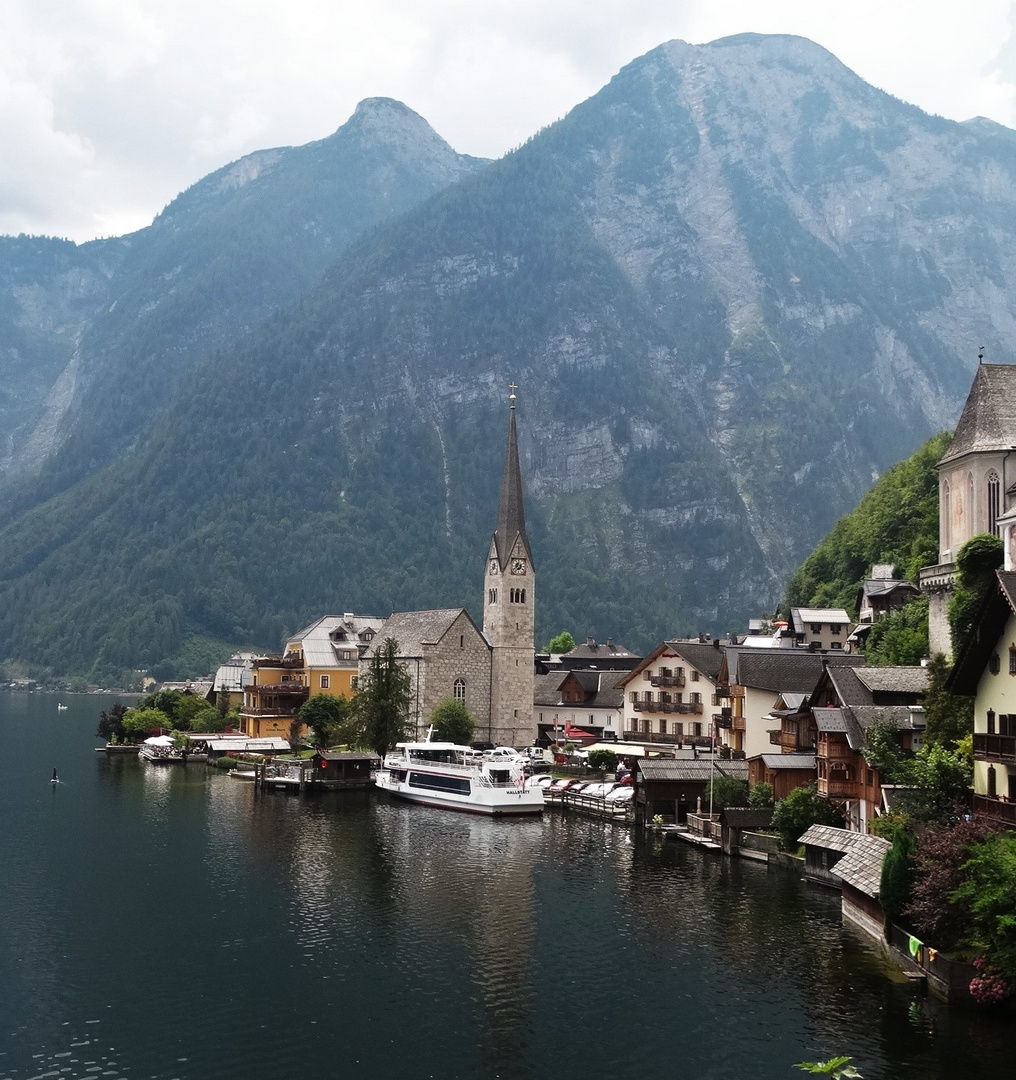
[748,781,774,807]
[880,827,918,934]
[587,749,618,772]
[772,786,841,851]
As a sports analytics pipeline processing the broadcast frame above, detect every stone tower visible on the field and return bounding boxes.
[483,388,536,747]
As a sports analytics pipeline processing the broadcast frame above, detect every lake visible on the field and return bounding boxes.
[0,693,1009,1080]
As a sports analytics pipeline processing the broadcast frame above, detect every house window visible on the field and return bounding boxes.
[453,679,466,701]
[988,470,1001,535]
[659,720,667,735]
[644,670,652,681]
[350,676,358,691]
[988,710,996,734]
[1010,646,1016,675]
[866,769,874,786]
[690,692,701,705]
[661,692,671,704]
[693,723,702,737]
[830,624,841,635]
[829,642,842,650]
[630,692,637,704]
[674,723,683,738]
[645,691,654,703]
[991,654,1001,675]
[691,670,699,682]
[589,715,594,724]
[460,635,464,648]
[811,623,822,634]
[320,675,330,689]
[988,765,997,798]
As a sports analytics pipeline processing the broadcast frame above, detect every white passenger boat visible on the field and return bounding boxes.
[376,732,543,816]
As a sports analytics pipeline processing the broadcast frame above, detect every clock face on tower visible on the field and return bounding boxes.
[510,558,527,576]
[489,559,499,575]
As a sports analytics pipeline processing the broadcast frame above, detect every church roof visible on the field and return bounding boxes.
[939,363,1016,465]
[365,609,487,660]
[492,401,532,568]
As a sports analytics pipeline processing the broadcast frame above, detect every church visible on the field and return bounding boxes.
[360,389,536,747]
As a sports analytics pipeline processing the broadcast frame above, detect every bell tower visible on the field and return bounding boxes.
[483,384,535,746]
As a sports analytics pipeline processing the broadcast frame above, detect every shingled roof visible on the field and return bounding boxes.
[939,363,1016,465]
[637,759,749,782]
[366,609,485,660]
[798,826,890,898]
[730,650,863,694]
[854,666,930,696]
[666,640,724,680]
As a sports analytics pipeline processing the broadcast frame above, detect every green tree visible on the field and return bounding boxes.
[952,832,1016,980]
[121,706,171,740]
[861,720,911,784]
[748,781,774,807]
[948,533,1003,654]
[771,785,842,851]
[587,748,618,772]
[299,694,351,748]
[707,774,749,810]
[429,698,476,745]
[864,595,928,666]
[880,827,918,934]
[96,701,128,744]
[544,630,576,654]
[354,638,412,757]
[173,693,220,732]
[923,652,973,748]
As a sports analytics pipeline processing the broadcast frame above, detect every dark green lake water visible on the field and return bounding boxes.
[0,693,1010,1080]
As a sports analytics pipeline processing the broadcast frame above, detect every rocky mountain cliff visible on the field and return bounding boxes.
[2,34,1015,681]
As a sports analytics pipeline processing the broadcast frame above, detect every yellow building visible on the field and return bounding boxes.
[239,614,384,740]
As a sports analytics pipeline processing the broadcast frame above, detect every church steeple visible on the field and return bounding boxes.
[492,385,531,568]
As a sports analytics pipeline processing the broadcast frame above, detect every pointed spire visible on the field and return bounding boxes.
[493,385,530,566]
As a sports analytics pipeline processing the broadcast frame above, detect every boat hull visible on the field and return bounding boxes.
[375,774,543,816]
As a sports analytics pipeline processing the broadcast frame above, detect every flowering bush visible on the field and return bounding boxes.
[969,956,1011,1006]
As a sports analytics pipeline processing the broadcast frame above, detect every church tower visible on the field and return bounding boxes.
[483,385,535,746]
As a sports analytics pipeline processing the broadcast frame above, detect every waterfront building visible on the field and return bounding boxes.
[788,607,854,651]
[362,391,537,747]
[238,613,383,739]
[532,668,627,742]
[615,638,723,749]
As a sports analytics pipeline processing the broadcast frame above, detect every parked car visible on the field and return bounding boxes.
[606,786,634,803]
[530,774,555,788]
[483,746,525,763]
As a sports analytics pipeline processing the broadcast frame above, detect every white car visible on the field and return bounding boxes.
[483,746,525,763]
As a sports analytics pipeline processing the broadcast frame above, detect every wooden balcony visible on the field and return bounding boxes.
[240,706,303,718]
[623,731,712,747]
[973,793,1016,827]
[632,700,702,715]
[817,778,855,798]
[974,733,1016,763]
[715,710,732,729]
[651,674,686,688]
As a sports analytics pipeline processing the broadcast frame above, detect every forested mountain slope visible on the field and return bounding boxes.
[3,33,1016,681]
[785,431,949,614]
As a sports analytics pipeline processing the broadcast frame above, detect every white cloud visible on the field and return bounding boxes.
[0,0,1013,242]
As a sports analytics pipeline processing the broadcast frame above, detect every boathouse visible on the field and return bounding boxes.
[310,751,379,789]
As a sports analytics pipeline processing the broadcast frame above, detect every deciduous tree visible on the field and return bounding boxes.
[429,698,475,745]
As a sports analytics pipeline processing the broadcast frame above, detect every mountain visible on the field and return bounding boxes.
[0,98,485,495]
[4,34,1016,682]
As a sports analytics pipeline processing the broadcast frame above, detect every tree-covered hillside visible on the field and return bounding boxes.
[785,431,950,614]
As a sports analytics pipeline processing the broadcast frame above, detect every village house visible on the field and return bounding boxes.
[615,638,723,748]
[856,565,921,626]
[238,614,384,739]
[538,637,641,673]
[920,362,1016,657]
[209,652,257,711]
[788,607,854,651]
[948,557,1016,829]
[532,668,627,742]
[714,649,863,759]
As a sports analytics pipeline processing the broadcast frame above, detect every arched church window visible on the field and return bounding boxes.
[942,480,951,553]
[453,678,466,701]
[968,472,975,536]
[489,588,497,604]
[988,470,1001,535]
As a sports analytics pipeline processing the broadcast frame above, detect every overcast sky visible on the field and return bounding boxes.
[3,0,1015,243]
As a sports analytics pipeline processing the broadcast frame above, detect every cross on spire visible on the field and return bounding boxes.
[508,381,518,405]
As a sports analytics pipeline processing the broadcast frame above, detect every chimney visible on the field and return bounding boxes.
[587,637,596,649]
[606,637,614,648]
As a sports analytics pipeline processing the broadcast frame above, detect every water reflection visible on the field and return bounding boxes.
[2,697,1014,1080]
